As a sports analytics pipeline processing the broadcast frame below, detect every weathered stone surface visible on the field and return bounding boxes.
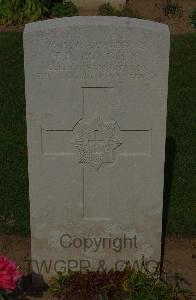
[72,0,125,10]
[24,17,170,281]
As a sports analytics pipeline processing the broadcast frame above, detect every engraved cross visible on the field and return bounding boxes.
[42,87,151,220]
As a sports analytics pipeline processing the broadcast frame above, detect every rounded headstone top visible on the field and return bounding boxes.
[24,16,169,35]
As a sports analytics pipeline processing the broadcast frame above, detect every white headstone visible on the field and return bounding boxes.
[24,17,170,281]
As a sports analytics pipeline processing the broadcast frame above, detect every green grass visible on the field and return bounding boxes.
[0,33,29,235]
[0,32,195,237]
[165,33,196,237]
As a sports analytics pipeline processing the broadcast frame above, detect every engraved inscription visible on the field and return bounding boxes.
[73,116,122,170]
[32,29,158,81]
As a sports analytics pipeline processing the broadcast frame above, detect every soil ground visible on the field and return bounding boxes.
[0,236,196,299]
[0,0,195,34]
[127,0,196,34]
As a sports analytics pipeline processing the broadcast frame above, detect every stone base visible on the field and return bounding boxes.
[72,0,126,10]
